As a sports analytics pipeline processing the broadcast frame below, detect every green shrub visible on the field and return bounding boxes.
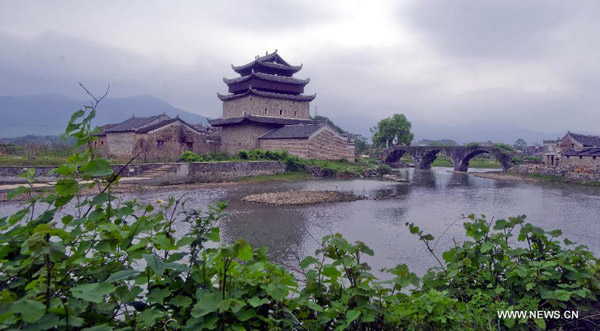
[237,149,249,159]
[377,164,392,174]
[285,156,306,172]
[247,149,265,160]
[493,143,516,153]
[321,166,338,177]
[466,142,480,148]
[179,150,203,162]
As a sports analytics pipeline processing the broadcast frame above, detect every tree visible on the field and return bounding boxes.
[514,138,528,152]
[351,134,370,155]
[371,113,414,149]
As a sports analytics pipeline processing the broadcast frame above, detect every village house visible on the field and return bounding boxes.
[96,114,219,162]
[209,50,355,162]
[544,131,600,167]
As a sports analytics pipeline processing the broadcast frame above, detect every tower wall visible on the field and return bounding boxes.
[223,95,310,119]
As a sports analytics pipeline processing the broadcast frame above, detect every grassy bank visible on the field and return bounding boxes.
[236,171,312,183]
[430,156,501,169]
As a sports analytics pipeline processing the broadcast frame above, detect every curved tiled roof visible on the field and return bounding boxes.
[135,117,203,134]
[259,123,324,139]
[217,88,316,102]
[566,131,600,147]
[104,115,164,133]
[223,72,309,85]
[209,115,316,127]
[231,51,302,74]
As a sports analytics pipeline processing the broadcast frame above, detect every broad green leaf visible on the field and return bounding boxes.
[7,186,28,200]
[81,159,114,177]
[247,297,269,308]
[11,299,45,323]
[300,256,318,269]
[55,179,79,196]
[70,283,115,303]
[169,296,193,308]
[136,308,165,328]
[266,282,288,301]
[106,269,139,282]
[148,287,171,304]
[191,290,220,318]
[143,254,165,276]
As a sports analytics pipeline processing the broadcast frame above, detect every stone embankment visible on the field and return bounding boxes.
[474,164,600,185]
[242,191,363,206]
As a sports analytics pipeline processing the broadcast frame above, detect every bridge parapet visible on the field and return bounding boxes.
[379,145,513,172]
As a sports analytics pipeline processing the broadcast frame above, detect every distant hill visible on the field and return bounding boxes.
[0,94,209,137]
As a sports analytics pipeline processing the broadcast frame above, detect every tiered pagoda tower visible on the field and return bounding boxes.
[217,50,316,119]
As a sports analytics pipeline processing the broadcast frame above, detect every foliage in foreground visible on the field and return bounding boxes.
[1,102,599,330]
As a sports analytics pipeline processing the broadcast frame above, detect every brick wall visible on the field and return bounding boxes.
[222,95,310,119]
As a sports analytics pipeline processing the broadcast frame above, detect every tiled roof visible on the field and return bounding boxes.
[563,147,600,156]
[97,124,116,136]
[567,132,600,147]
[223,72,309,85]
[209,115,316,127]
[135,117,202,134]
[259,123,324,139]
[217,88,316,102]
[104,115,165,133]
[231,51,302,73]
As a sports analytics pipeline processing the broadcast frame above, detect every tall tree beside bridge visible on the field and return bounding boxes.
[371,113,414,149]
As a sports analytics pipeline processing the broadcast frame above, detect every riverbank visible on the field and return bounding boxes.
[471,164,600,186]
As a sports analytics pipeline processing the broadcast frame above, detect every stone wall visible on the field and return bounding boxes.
[189,161,286,182]
[511,164,600,184]
[222,95,310,119]
[106,132,136,159]
[0,161,286,184]
[219,123,278,155]
[561,155,600,167]
[258,127,355,162]
[101,123,221,162]
[132,123,220,162]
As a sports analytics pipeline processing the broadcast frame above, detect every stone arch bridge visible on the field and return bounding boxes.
[379,145,513,172]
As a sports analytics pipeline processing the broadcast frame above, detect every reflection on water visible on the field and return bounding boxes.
[2,167,600,276]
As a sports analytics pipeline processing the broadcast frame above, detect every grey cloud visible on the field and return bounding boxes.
[406,0,581,59]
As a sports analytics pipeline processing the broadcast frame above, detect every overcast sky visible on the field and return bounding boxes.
[1,0,599,141]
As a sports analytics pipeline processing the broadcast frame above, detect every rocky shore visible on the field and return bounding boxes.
[241,191,364,206]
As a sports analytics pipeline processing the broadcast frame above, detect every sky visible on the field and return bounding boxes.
[1,0,599,142]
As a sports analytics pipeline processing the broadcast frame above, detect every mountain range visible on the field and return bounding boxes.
[0,94,209,138]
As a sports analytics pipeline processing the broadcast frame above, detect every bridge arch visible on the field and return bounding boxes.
[455,147,511,172]
[383,148,408,165]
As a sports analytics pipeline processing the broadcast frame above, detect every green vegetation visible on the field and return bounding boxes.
[431,156,502,169]
[236,171,312,182]
[371,113,413,149]
[494,143,517,153]
[1,102,600,329]
[0,139,76,166]
[416,139,458,146]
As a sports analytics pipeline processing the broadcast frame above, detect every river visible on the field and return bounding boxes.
[2,167,600,277]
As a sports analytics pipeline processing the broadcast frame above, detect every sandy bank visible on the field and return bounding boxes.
[242,191,363,206]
